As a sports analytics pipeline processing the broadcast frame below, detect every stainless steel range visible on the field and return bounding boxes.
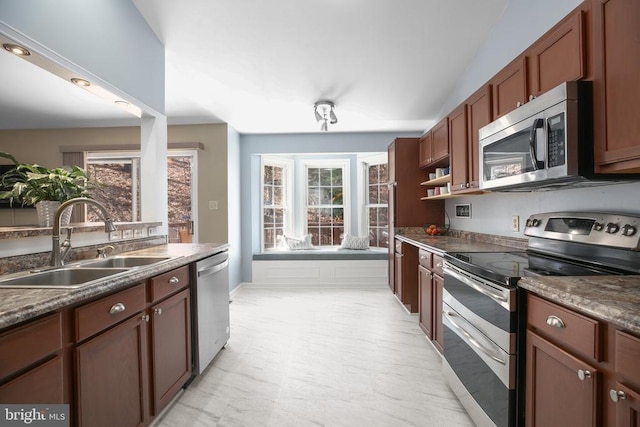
[442,211,640,427]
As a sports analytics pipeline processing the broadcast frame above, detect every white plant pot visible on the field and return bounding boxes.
[36,201,72,227]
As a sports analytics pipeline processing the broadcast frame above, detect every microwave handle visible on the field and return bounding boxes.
[529,118,545,170]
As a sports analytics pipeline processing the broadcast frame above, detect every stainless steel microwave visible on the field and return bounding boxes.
[479,81,636,191]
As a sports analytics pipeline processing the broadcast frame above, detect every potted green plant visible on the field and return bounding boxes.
[0,151,95,226]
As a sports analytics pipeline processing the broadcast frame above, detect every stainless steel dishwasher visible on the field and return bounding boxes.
[191,251,230,375]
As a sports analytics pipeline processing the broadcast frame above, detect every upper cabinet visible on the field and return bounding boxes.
[592,0,640,172]
[419,117,450,169]
[490,56,528,118]
[450,84,493,193]
[528,10,587,98]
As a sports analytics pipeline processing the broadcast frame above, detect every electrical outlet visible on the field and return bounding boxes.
[511,215,519,232]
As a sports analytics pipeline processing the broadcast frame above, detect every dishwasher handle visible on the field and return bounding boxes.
[197,259,229,278]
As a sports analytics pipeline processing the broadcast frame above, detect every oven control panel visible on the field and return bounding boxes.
[524,211,640,250]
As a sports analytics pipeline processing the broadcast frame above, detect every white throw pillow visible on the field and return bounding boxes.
[283,234,314,250]
[340,234,370,250]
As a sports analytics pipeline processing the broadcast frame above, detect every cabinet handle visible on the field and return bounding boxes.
[610,389,627,403]
[109,303,125,315]
[141,314,150,322]
[168,276,180,285]
[546,315,566,329]
[436,262,443,268]
[516,101,523,108]
[577,369,591,381]
[154,308,163,316]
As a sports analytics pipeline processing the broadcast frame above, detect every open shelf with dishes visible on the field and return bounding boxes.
[420,174,452,199]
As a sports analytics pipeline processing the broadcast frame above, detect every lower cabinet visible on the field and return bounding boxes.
[394,239,419,313]
[75,265,192,427]
[417,248,443,354]
[0,312,65,404]
[76,314,149,427]
[526,330,599,427]
[150,288,191,414]
[526,292,640,427]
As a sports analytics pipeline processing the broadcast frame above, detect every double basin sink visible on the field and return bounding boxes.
[0,256,174,289]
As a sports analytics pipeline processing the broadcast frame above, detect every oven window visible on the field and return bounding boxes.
[544,218,594,235]
[483,130,537,181]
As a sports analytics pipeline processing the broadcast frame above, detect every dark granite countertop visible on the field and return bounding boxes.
[395,232,527,256]
[0,243,229,331]
[519,276,640,336]
[398,230,640,336]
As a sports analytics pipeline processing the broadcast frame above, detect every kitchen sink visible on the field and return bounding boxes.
[0,267,130,289]
[79,256,172,269]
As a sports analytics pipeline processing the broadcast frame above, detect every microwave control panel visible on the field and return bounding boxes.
[547,112,566,168]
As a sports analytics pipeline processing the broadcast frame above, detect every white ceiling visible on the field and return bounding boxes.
[0,0,509,134]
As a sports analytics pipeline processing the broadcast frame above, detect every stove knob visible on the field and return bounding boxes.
[622,224,637,237]
[593,222,604,232]
[605,222,620,234]
[531,218,541,227]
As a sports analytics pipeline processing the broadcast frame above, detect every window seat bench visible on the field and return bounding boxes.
[250,248,389,288]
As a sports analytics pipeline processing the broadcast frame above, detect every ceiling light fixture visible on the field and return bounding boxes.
[2,43,31,56]
[70,77,91,87]
[314,100,338,131]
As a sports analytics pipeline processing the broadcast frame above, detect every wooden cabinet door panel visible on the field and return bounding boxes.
[530,10,585,96]
[418,265,433,339]
[449,104,468,192]
[419,132,432,168]
[466,84,492,191]
[0,356,64,404]
[431,117,449,164]
[526,330,598,427]
[593,0,640,171]
[492,56,528,118]
[611,382,640,427]
[394,252,403,299]
[76,314,148,427]
[151,288,192,415]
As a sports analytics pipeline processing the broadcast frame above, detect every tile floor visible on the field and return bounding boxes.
[154,287,474,427]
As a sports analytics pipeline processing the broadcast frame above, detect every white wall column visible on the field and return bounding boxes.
[140,116,168,235]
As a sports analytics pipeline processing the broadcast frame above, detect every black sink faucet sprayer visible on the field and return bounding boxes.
[51,198,117,267]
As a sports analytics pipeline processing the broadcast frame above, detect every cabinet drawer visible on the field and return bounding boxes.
[149,265,190,303]
[432,254,444,277]
[395,240,403,254]
[76,283,146,342]
[615,330,640,387]
[0,355,64,403]
[528,294,601,361]
[418,249,432,269]
[0,312,62,381]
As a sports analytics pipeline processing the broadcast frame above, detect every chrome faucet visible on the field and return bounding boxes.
[51,198,117,266]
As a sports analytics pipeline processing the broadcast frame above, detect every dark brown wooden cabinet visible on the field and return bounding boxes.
[0,312,65,404]
[76,313,149,427]
[528,9,587,97]
[394,239,419,313]
[491,56,528,118]
[526,330,599,427]
[417,248,443,354]
[150,288,192,415]
[418,131,432,168]
[388,138,444,292]
[431,117,450,166]
[610,330,640,426]
[592,0,640,172]
[448,104,470,193]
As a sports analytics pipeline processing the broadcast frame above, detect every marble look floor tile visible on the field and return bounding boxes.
[153,288,473,427]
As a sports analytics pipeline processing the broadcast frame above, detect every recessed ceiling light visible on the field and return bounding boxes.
[2,43,31,56]
[70,78,91,87]
[114,100,130,107]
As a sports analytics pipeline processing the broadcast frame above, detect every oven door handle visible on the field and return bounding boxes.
[444,310,507,365]
[444,264,508,305]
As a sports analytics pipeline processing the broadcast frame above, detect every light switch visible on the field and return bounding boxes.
[209,200,219,210]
